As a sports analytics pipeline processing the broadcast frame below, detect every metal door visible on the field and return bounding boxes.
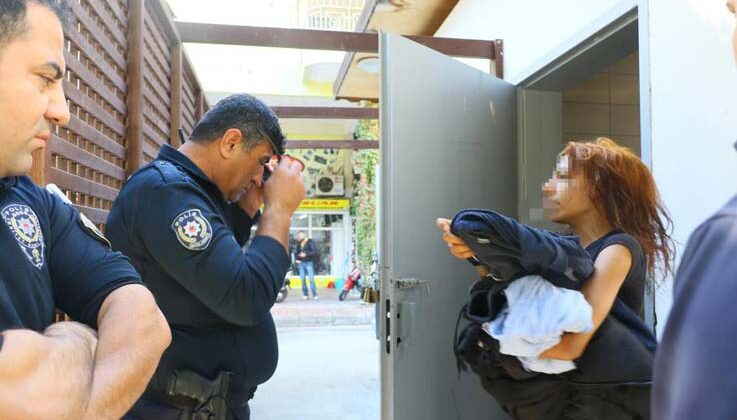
[379,32,517,420]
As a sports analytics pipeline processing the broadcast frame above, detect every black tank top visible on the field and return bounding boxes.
[585,231,647,318]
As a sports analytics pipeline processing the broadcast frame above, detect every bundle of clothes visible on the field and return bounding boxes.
[451,209,655,420]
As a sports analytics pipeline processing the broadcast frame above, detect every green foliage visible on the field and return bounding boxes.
[351,112,380,276]
[354,117,379,141]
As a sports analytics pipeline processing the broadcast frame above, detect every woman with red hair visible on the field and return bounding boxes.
[539,137,673,358]
[438,137,674,417]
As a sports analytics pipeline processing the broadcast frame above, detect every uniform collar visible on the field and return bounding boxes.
[0,177,18,193]
[156,144,223,197]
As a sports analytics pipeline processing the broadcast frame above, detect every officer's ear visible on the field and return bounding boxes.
[218,128,244,159]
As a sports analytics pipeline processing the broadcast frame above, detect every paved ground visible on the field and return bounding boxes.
[271,287,376,328]
[250,325,380,420]
[251,290,380,419]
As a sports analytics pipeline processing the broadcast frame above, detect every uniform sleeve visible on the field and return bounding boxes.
[138,182,289,326]
[228,204,258,246]
[46,194,143,328]
[670,222,712,300]
[653,215,737,420]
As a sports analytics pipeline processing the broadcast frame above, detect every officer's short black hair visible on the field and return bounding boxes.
[189,93,285,155]
[0,0,72,53]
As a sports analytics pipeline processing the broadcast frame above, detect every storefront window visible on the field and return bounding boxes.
[248,210,350,277]
[289,212,348,276]
[291,213,310,228]
[310,214,343,228]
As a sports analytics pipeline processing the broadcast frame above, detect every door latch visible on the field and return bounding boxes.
[392,278,431,295]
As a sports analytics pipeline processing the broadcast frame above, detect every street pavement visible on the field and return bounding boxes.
[249,325,380,420]
[271,287,376,328]
[250,289,380,419]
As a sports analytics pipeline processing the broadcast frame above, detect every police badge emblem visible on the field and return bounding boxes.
[171,208,213,251]
[1,204,45,269]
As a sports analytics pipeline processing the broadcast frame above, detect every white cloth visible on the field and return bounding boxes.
[482,275,593,374]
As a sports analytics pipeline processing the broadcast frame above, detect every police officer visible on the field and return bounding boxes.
[107,93,305,420]
[652,1,737,418]
[0,1,171,419]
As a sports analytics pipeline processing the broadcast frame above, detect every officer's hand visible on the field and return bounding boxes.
[263,156,305,214]
[238,183,265,218]
[436,218,475,260]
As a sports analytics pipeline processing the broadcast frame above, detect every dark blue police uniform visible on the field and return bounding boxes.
[0,176,142,335]
[107,145,290,420]
[652,195,737,420]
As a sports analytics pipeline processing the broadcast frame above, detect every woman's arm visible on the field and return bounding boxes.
[539,244,633,360]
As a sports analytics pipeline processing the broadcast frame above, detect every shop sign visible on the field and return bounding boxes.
[298,199,350,211]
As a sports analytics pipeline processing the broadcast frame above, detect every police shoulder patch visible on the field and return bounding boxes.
[1,204,45,269]
[171,208,213,251]
[78,212,111,248]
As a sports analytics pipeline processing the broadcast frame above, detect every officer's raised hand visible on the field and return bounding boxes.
[263,156,305,214]
[256,156,305,250]
[237,159,275,218]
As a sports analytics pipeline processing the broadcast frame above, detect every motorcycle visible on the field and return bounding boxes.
[339,266,363,301]
[275,271,292,303]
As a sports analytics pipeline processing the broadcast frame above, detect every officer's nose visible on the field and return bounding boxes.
[46,83,70,127]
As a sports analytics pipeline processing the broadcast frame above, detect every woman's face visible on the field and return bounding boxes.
[542,155,594,224]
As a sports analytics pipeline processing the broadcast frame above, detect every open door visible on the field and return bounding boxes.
[379,33,517,420]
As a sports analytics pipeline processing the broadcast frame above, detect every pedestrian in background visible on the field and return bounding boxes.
[296,230,320,300]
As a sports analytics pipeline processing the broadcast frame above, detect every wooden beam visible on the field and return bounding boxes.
[176,22,496,59]
[29,145,51,186]
[195,90,205,120]
[332,0,378,97]
[50,168,120,202]
[285,140,378,150]
[272,106,378,119]
[125,0,144,176]
[170,43,184,147]
[494,39,504,79]
[50,136,126,181]
[146,0,181,48]
[73,205,110,225]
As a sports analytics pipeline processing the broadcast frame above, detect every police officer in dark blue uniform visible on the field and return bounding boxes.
[652,1,737,417]
[107,93,305,420]
[0,1,171,418]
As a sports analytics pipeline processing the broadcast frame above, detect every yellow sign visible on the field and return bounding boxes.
[298,199,350,211]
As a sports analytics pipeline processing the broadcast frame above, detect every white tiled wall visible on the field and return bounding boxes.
[562,53,641,155]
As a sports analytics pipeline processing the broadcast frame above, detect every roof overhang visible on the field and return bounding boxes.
[333,0,461,101]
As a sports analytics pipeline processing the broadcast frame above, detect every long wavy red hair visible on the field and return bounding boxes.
[562,138,674,282]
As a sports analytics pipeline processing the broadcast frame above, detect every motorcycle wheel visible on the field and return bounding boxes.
[338,290,349,301]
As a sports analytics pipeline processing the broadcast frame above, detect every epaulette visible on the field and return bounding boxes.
[152,160,189,184]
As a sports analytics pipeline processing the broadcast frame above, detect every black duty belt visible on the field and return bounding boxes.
[145,370,254,420]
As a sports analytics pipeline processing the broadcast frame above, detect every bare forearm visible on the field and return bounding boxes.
[255,206,292,250]
[0,324,97,419]
[83,285,171,420]
[538,332,592,360]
